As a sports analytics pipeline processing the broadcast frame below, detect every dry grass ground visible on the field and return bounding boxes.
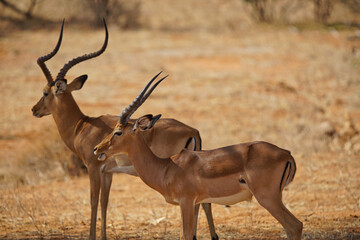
[0,12,360,240]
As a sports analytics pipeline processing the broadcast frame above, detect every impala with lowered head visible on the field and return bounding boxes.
[94,76,303,240]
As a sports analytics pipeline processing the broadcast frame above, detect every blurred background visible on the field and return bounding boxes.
[0,0,359,239]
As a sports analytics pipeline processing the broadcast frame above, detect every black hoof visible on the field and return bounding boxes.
[193,236,197,240]
[212,233,219,240]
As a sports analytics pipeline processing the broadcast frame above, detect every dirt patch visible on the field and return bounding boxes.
[0,22,359,239]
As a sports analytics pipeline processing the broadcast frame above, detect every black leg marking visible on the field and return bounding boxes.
[193,236,197,240]
[212,233,219,240]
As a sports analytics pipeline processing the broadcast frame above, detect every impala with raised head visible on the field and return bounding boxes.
[94,78,303,240]
[31,20,217,240]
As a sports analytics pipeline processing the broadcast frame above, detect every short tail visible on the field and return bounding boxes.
[280,157,297,191]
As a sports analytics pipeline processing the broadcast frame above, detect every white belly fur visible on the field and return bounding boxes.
[106,165,137,176]
[200,190,253,205]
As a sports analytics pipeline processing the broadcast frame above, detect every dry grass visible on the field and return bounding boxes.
[0,126,85,188]
[0,1,360,239]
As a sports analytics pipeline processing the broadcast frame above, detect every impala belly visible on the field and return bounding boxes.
[195,174,253,205]
[106,165,137,176]
[164,195,180,205]
[199,189,252,205]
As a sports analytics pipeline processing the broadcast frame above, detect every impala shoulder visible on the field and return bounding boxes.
[82,115,119,132]
[96,114,119,125]
[159,118,197,131]
[170,149,199,169]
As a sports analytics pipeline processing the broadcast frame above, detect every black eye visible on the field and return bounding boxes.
[43,92,49,97]
[113,131,122,136]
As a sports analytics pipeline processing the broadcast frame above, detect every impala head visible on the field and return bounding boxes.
[94,72,167,161]
[31,19,108,118]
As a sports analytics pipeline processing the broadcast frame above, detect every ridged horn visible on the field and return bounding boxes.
[37,19,64,85]
[55,18,108,82]
[119,72,168,125]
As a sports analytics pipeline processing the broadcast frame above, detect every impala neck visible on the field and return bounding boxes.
[51,92,86,151]
[125,133,170,194]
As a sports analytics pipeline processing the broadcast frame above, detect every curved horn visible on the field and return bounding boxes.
[37,19,64,85]
[119,71,163,125]
[135,74,168,110]
[123,71,163,121]
[119,72,168,125]
[55,18,108,82]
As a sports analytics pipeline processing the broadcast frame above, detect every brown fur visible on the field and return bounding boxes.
[95,117,303,240]
[32,79,217,240]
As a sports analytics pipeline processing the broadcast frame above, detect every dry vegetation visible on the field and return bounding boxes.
[0,0,360,239]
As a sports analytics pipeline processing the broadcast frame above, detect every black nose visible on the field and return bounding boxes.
[32,108,38,117]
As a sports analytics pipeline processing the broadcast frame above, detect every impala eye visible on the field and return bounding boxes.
[113,131,122,136]
[43,92,49,97]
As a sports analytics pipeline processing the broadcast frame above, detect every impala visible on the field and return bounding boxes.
[31,20,217,240]
[94,78,303,240]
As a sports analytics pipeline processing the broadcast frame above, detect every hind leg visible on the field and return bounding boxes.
[254,193,302,240]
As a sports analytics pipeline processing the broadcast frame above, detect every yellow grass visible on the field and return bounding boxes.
[0,1,360,239]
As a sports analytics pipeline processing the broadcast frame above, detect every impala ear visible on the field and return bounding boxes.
[149,114,161,128]
[54,80,67,95]
[133,114,161,132]
[68,75,88,92]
